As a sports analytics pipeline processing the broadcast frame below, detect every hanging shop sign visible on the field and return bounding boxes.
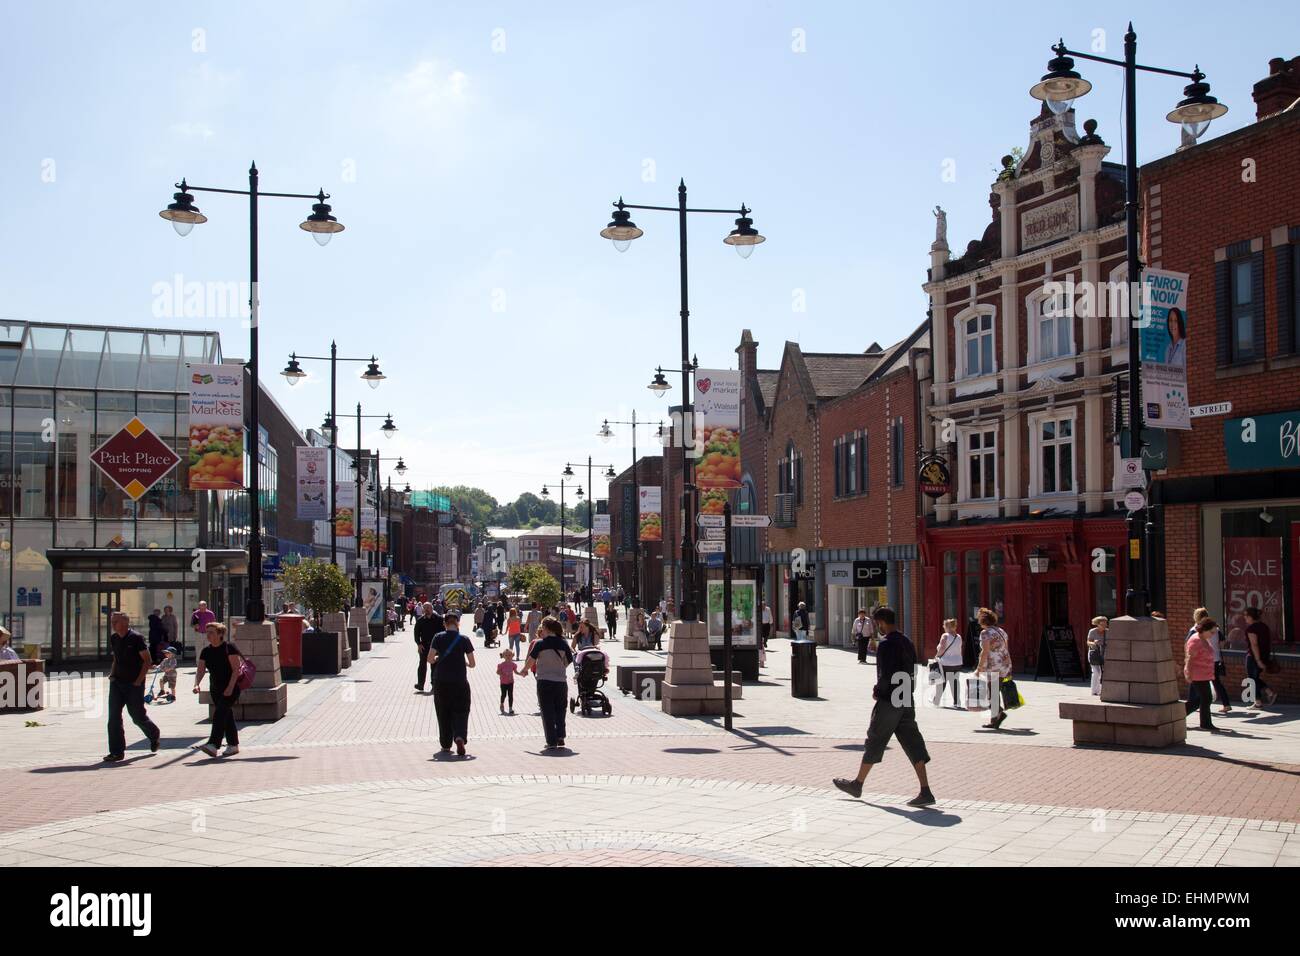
[186,363,245,489]
[918,457,951,498]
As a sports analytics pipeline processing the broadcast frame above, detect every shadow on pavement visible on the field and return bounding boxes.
[30,756,156,773]
[429,752,478,762]
[186,755,300,765]
[972,727,1038,736]
[662,747,723,755]
[868,804,963,827]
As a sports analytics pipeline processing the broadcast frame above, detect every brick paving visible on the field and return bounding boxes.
[2,622,1298,865]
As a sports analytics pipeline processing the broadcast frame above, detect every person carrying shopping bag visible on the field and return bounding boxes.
[974,607,1013,730]
[1087,616,1108,696]
[932,619,963,707]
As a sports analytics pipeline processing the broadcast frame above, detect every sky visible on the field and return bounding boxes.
[3,0,1296,504]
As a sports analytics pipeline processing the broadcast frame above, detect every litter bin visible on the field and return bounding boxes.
[790,639,818,698]
[276,614,305,680]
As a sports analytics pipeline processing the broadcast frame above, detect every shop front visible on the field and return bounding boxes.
[920,518,1127,667]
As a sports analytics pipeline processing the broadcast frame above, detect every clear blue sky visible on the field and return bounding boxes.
[2,1,1295,503]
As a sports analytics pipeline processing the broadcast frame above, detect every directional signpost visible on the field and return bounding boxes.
[696,540,725,554]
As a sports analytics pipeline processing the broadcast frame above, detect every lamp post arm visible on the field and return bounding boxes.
[1059,46,1199,79]
[184,184,325,200]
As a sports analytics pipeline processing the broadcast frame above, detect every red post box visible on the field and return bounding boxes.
[276,614,306,680]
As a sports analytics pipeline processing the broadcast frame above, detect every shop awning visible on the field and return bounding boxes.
[46,548,249,574]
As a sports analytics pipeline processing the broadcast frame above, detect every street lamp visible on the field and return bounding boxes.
[647,368,670,397]
[347,404,400,606]
[1028,25,1226,616]
[281,344,386,566]
[159,163,344,623]
[564,457,614,607]
[598,412,662,605]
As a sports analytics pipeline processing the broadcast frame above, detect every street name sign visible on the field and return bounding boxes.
[1191,402,1232,419]
[90,417,181,500]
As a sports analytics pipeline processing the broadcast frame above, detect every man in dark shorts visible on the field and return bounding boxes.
[833,606,935,806]
[429,609,475,757]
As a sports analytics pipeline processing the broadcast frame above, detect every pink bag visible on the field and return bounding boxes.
[236,654,256,690]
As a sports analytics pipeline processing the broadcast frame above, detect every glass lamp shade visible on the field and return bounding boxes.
[598,422,614,442]
[648,368,670,396]
[362,359,385,389]
[1166,79,1227,134]
[723,215,765,256]
[159,185,207,236]
[300,192,345,243]
[600,206,643,247]
[281,357,307,385]
[1029,53,1092,111]
[395,459,408,476]
[541,486,550,498]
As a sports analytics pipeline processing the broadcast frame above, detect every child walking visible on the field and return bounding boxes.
[156,646,179,702]
[497,649,518,715]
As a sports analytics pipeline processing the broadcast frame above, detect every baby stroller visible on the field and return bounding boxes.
[570,650,612,717]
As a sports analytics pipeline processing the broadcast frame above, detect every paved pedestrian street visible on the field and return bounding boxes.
[3,628,1297,867]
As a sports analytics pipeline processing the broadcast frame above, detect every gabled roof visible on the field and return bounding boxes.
[754,369,778,406]
[802,351,876,399]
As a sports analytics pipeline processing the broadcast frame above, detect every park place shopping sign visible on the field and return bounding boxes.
[90,417,181,500]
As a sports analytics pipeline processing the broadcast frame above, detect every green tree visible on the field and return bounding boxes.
[279,559,354,629]
[433,485,498,543]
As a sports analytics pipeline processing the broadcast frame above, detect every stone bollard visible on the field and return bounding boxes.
[660,620,741,716]
[1059,615,1186,747]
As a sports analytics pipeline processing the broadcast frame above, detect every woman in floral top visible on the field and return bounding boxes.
[975,607,1012,730]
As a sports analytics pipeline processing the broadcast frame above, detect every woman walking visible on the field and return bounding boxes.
[572,619,598,653]
[1187,608,1232,714]
[974,608,1012,730]
[428,610,475,757]
[521,617,574,750]
[194,622,242,758]
[605,601,619,639]
[1184,618,1219,732]
[1087,616,1109,696]
[934,618,964,707]
[506,605,523,657]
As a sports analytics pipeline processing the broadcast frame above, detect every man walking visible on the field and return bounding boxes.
[760,601,772,648]
[190,600,215,643]
[413,601,444,692]
[833,606,935,806]
[104,612,160,762]
[793,601,810,641]
[853,607,875,664]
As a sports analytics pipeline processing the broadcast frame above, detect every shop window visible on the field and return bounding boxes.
[988,549,1005,622]
[1220,506,1295,645]
[964,550,983,630]
[942,551,958,623]
[1092,546,1118,619]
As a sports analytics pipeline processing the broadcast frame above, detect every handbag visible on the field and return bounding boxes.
[999,676,1025,710]
[965,675,989,711]
[1087,644,1104,666]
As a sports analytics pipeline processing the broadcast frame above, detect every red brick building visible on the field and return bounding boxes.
[607,455,664,604]
[920,103,1132,669]
[736,327,929,642]
[1145,56,1300,701]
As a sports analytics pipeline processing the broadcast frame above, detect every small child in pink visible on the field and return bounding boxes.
[497,649,518,714]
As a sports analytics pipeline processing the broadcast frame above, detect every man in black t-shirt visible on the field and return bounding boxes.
[429,610,475,756]
[105,612,160,762]
[413,602,444,692]
[832,606,934,806]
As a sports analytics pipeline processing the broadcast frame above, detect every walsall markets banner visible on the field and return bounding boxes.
[186,363,245,490]
[693,368,742,488]
[1138,268,1191,431]
[359,507,378,551]
[638,487,662,542]
[295,447,329,521]
[592,514,611,558]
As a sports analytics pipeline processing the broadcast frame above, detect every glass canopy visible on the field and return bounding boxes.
[0,321,222,390]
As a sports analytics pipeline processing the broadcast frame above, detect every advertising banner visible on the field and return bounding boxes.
[706,579,757,647]
[90,417,180,501]
[693,368,742,488]
[1223,537,1284,647]
[334,482,356,538]
[186,363,245,489]
[638,487,662,542]
[1138,269,1191,431]
[359,507,378,551]
[295,447,329,520]
[592,514,611,558]
[619,484,637,552]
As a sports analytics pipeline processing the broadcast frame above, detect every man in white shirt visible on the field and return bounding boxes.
[853,608,875,663]
[760,603,773,648]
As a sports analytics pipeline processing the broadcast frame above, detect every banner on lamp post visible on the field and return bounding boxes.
[334,482,356,538]
[638,487,662,542]
[359,507,378,551]
[693,368,742,488]
[186,363,245,490]
[1138,269,1191,431]
[592,514,611,558]
[295,447,329,521]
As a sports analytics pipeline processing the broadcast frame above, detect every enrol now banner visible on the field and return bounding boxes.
[334,482,356,538]
[295,447,329,520]
[592,514,611,558]
[693,368,741,489]
[638,487,662,541]
[1223,537,1284,647]
[1138,268,1191,431]
[186,363,245,489]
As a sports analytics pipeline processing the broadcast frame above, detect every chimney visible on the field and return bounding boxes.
[1253,55,1300,121]
[736,328,758,379]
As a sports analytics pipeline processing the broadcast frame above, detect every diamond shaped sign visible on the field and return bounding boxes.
[90,417,181,501]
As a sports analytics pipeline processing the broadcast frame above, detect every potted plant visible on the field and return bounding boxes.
[279,559,353,674]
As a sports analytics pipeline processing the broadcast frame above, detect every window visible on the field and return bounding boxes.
[890,417,904,486]
[1231,258,1255,361]
[987,550,1005,622]
[1033,291,1072,362]
[1031,411,1075,496]
[858,433,868,492]
[1092,547,1118,619]
[778,442,803,505]
[962,426,998,501]
[942,551,958,623]
[834,432,861,498]
[959,308,996,378]
[1108,264,1131,346]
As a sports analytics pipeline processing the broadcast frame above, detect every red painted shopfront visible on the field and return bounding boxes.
[919,518,1128,669]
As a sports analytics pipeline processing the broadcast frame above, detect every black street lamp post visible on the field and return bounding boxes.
[359,454,406,609]
[601,181,764,621]
[281,346,385,566]
[160,163,344,623]
[349,405,400,606]
[1029,25,1226,616]
[598,413,662,606]
[540,479,580,598]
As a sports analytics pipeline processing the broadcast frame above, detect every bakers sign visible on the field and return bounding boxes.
[918,457,951,498]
